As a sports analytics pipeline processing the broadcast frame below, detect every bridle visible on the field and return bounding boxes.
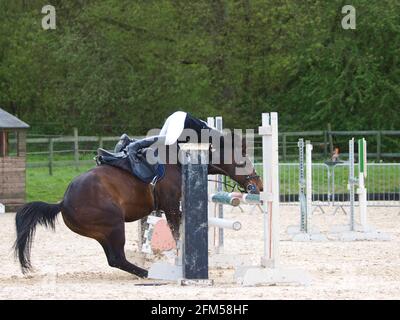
[206,136,262,193]
[208,163,261,194]
[243,174,261,193]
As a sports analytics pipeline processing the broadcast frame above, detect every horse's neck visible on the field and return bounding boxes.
[208,163,229,176]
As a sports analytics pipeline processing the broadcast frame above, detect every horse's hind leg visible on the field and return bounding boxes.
[62,206,148,278]
[98,227,148,278]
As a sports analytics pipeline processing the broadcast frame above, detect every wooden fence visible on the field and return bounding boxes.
[15,128,400,175]
[280,130,400,161]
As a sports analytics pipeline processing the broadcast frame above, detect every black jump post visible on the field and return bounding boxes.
[180,143,209,280]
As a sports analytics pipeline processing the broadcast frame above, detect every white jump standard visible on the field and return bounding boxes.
[207,116,225,253]
[329,138,391,241]
[149,113,311,286]
[206,116,250,268]
[234,113,311,286]
[286,139,327,242]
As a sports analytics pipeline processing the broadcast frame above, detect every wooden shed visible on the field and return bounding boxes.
[0,108,29,211]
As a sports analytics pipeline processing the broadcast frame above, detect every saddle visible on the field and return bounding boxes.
[96,149,132,173]
[95,136,165,184]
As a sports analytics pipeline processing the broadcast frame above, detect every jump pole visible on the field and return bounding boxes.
[235,112,311,286]
[329,138,391,241]
[210,192,241,206]
[209,191,261,206]
[208,217,241,231]
[287,139,327,241]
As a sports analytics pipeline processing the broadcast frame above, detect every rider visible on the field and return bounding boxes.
[114,111,213,153]
[111,112,214,183]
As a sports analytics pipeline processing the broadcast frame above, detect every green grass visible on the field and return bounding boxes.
[27,152,96,162]
[26,161,400,203]
[26,165,94,203]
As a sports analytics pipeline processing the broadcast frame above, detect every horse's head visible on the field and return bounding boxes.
[208,130,263,194]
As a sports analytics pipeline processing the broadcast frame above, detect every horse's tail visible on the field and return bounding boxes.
[14,201,63,273]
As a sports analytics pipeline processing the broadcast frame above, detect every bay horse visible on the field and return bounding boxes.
[14,131,262,278]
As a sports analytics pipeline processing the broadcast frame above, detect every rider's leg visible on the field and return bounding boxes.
[114,134,134,152]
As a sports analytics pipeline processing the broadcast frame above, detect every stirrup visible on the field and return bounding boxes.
[150,175,159,187]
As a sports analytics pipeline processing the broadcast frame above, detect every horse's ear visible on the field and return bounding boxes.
[242,136,247,154]
[230,131,235,149]
[229,132,246,154]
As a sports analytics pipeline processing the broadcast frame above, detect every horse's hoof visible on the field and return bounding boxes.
[139,270,148,278]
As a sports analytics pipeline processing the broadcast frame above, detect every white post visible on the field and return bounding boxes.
[306,141,313,233]
[349,138,355,231]
[259,112,280,266]
[260,113,274,266]
[270,113,280,266]
[358,174,367,229]
[215,116,224,252]
[358,138,368,230]
[207,117,218,250]
[207,116,225,253]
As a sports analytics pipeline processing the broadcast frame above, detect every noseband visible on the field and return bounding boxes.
[244,174,261,193]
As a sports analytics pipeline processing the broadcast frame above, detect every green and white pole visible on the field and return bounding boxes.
[329,137,390,240]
